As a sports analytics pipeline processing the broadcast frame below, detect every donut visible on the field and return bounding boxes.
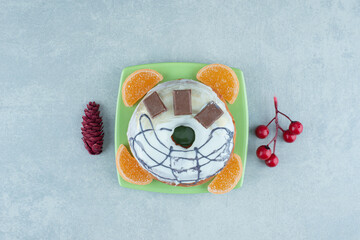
[127,79,236,186]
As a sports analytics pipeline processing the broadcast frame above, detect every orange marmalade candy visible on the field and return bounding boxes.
[122,69,163,107]
[196,64,239,104]
[208,153,243,194]
[116,144,153,185]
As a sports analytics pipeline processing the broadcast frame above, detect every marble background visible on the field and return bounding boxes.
[1,0,359,239]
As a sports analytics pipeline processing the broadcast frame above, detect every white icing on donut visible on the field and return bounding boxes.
[127,79,235,185]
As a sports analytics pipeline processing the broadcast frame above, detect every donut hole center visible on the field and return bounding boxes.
[171,126,195,149]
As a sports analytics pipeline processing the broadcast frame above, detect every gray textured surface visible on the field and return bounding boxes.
[1,0,360,239]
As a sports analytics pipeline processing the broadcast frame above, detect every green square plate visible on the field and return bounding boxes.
[115,62,248,194]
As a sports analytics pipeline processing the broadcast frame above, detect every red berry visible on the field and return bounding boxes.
[265,154,279,167]
[283,130,296,143]
[289,121,303,135]
[256,145,271,160]
[255,125,269,139]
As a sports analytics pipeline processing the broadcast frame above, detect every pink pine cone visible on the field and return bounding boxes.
[81,101,104,155]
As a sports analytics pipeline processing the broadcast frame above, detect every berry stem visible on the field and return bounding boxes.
[266,117,276,127]
[278,111,292,122]
[267,97,279,153]
[274,97,279,154]
[273,139,277,153]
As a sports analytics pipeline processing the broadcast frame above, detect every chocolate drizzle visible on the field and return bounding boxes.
[129,114,234,185]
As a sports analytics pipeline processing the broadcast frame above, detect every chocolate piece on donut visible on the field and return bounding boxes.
[195,102,224,128]
[143,92,167,118]
[173,89,192,115]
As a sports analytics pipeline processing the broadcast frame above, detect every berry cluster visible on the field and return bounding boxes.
[255,97,303,167]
